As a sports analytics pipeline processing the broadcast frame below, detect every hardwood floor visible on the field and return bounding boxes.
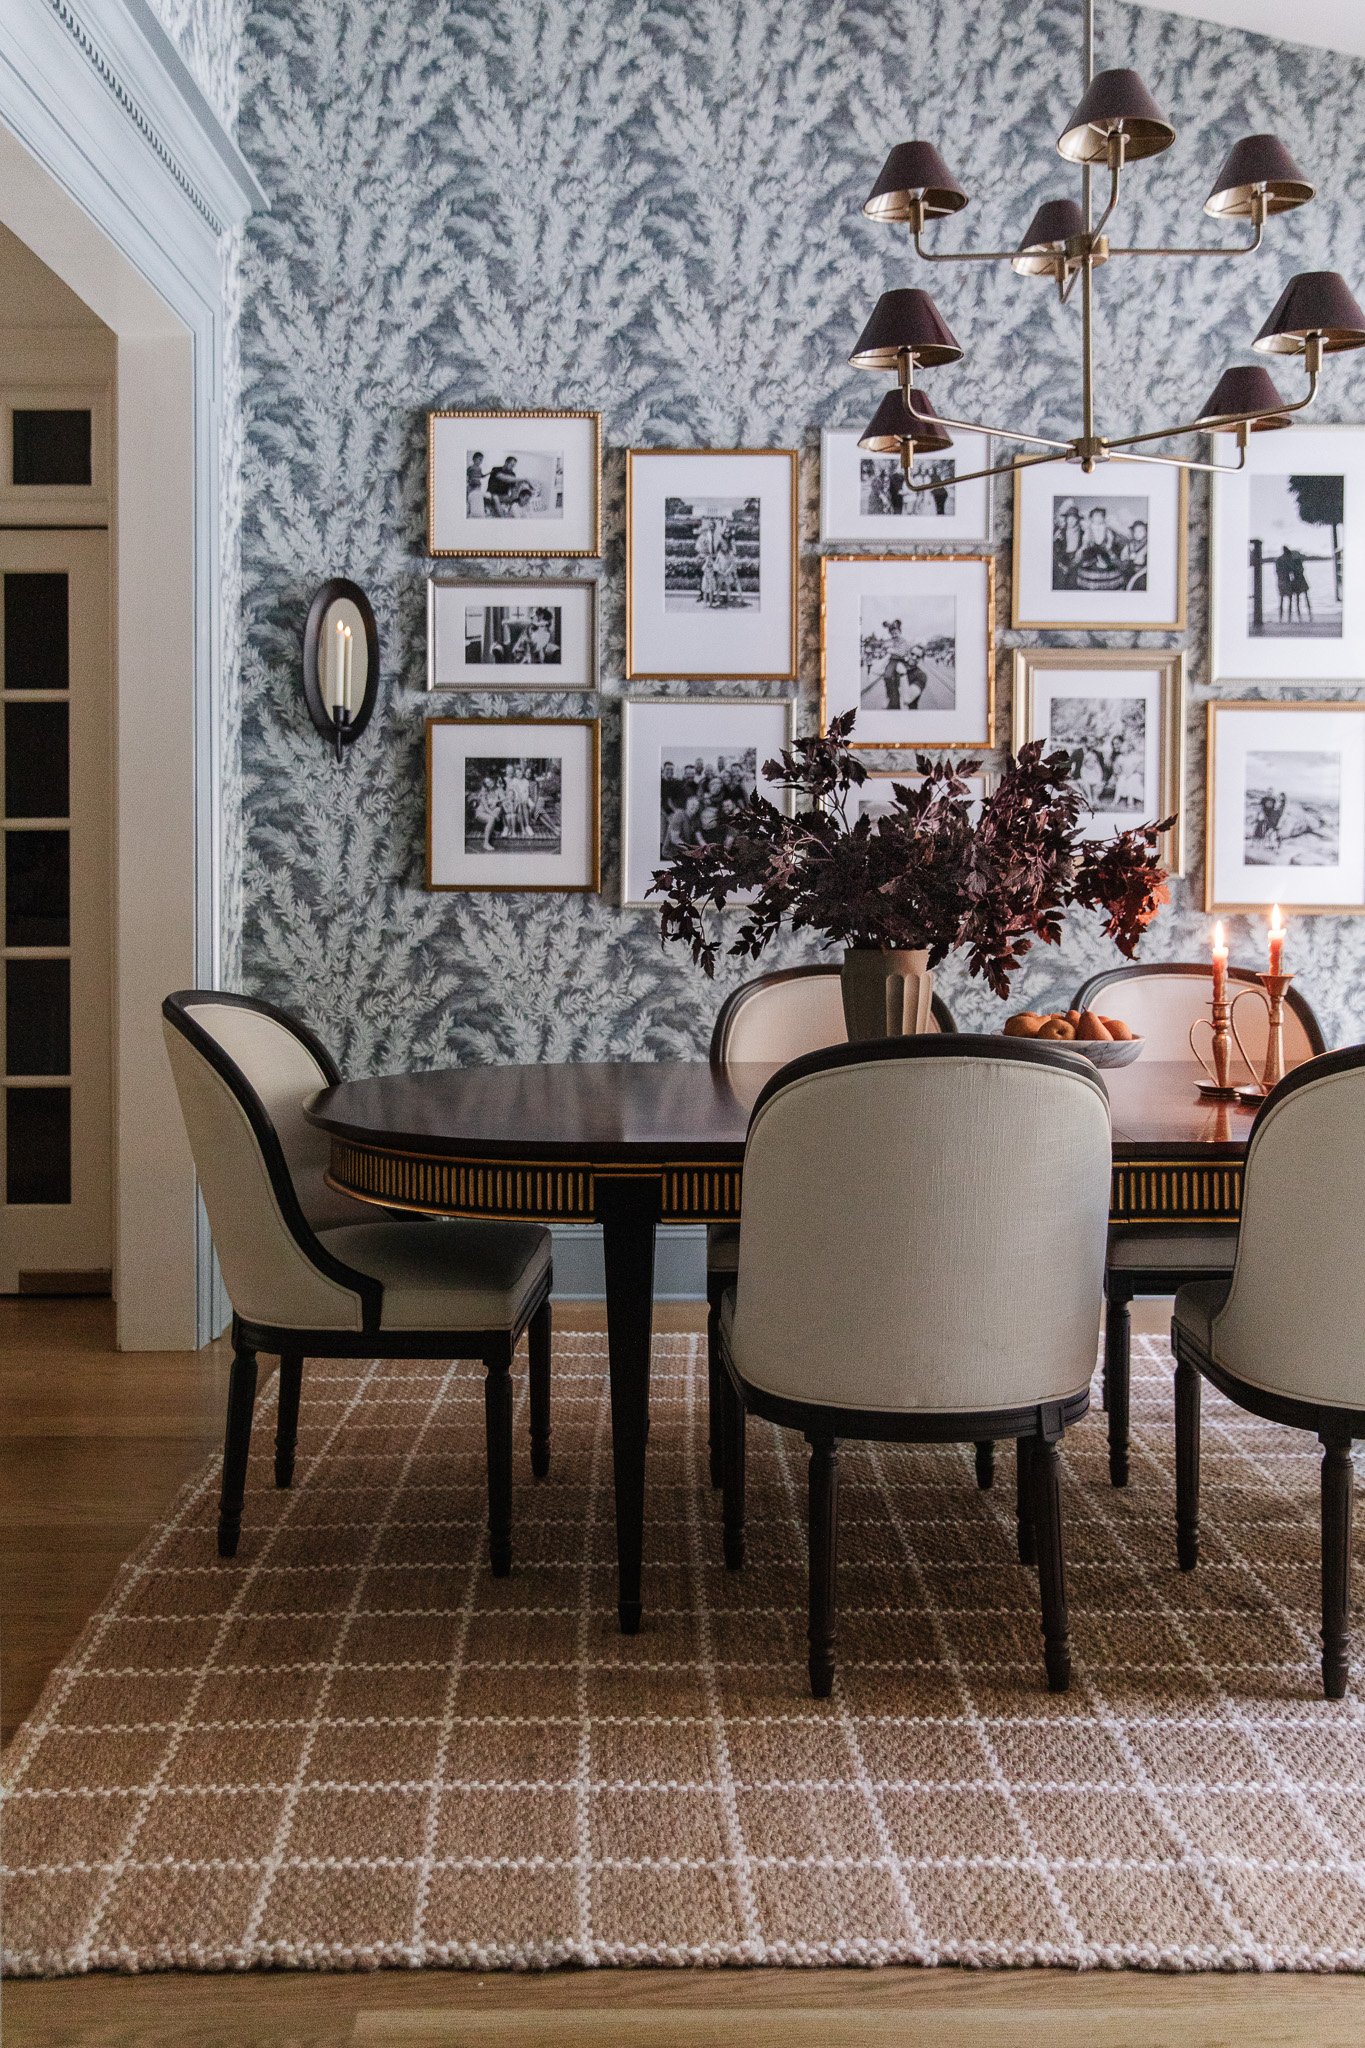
[4,1294,1358,2045]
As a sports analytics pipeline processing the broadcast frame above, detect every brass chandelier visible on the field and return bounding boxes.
[854,0,1365,490]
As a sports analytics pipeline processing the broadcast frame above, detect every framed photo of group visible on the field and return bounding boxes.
[619,694,796,908]
[1205,699,1365,913]
[819,553,995,749]
[1011,647,1185,872]
[624,448,798,681]
[427,409,602,557]
[426,577,597,690]
[426,716,601,893]
[818,427,993,543]
[1012,460,1187,630]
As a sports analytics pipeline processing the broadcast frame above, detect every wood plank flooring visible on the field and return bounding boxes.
[5,1293,1359,2046]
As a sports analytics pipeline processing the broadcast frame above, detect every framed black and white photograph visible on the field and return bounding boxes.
[1012,648,1185,871]
[1012,460,1187,629]
[427,409,602,558]
[625,449,797,680]
[426,578,597,690]
[856,768,995,826]
[1211,426,1365,681]
[819,553,994,749]
[426,717,600,891]
[620,695,796,907]
[1205,700,1365,913]
[819,427,992,544]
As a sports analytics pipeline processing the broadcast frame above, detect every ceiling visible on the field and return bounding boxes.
[1131,1,1365,58]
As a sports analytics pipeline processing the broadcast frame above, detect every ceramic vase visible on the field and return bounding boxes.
[840,947,934,1041]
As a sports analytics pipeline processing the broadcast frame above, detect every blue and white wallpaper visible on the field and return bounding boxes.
[226,2,1365,1058]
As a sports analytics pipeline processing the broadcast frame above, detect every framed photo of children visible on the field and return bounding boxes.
[620,694,796,908]
[426,717,601,892]
[819,427,992,543]
[625,448,798,681]
[1205,699,1365,913]
[427,410,602,557]
[819,553,995,749]
[1211,426,1365,682]
[426,578,597,690]
[1011,647,1185,872]
[1011,460,1187,630]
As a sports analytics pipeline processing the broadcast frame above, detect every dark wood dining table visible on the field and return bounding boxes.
[306,1055,1258,1634]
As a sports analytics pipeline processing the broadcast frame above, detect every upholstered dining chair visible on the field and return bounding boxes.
[162,991,552,1568]
[717,1035,1111,1697]
[1170,1044,1365,1699]
[1070,962,1325,1488]
[704,963,957,1485]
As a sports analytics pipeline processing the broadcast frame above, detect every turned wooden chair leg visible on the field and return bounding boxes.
[706,1277,727,1489]
[721,1366,746,1571]
[807,1434,841,1700]
[1321,1431,1354,1701]
[1016,1435,1037,1567]
[1031,1430,1071,1693]
[274,1350,303,1488]
[484,1339,514,1577]
[218,1341,258,1557]
[528,1297,551,1479]
[974,1440,995,1490]
[1104,1282,1132,1486]
[1174,1352,1202,1572]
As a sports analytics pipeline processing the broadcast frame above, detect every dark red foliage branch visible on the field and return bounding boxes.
[650,713,1172,998]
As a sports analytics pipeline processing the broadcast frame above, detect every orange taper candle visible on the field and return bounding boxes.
[1212,921,1228,1002]
[1268,904,1286,977]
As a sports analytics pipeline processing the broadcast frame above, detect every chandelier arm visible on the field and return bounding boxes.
[1101,367,1321,455]
[1109,447,1248,476]
[929,412,1074,451]
[1108,220,1265,259]
[903,447,1070,491]
[1090,159,1124,242]
[911,231,1021,264]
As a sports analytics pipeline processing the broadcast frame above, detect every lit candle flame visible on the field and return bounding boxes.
[1214,922,1225,950]
[1270,903,1284,937]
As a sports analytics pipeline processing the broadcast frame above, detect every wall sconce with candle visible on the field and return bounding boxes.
[302,579,379,761]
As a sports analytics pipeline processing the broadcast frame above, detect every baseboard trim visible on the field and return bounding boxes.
[550,1223,705,1301]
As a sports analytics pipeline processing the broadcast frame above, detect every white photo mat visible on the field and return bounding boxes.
[426,578,597,690]
[427,410,602,557]
[820,553,995,749]
[620,695,796,908]
[1011,648,1185,872]
[1211,425,1365,682]
[1205,700,1365,913]
[819,426,992,544]
[625,449,797,680]
[426,717,600,892]
[1012,459,1187,630]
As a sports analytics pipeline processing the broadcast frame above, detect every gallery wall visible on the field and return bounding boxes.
[223,0,1365,1062]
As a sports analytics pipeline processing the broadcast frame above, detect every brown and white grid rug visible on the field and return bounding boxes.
[4,1329,1365,1977]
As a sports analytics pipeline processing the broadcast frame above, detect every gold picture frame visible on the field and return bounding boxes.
[818,552,996,749]
[625,448,799,681]
[1205,698,1365,915]
[1011,462,1188,631]
[1011,646,1185,873]
[425,716,601,893]
[426,410,603,558]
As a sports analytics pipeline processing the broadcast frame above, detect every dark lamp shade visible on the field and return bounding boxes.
[1204,133,1314,219]
[858,388,954,456]
[1253,271,1365,356]
[1195,364,1290,431]
[1013,197,1086,275]
[849,288,964,371]
[1057,68,1175,164]
[863,141,968,222]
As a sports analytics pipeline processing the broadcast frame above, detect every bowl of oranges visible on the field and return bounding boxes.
[1001,1008,1143,1067]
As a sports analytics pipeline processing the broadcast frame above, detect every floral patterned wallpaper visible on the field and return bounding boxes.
[227,0,1365,1066]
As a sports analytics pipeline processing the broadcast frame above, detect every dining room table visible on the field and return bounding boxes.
[305,1052,1262,1634]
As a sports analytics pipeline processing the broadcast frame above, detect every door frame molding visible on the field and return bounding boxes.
[0,1,263,1346]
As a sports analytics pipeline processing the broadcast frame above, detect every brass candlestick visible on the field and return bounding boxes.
[1231,971,1295,1101]
[1191,993,1241,1100]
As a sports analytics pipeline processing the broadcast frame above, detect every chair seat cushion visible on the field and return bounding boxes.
[1107,1225,1238,1274]
[316,1219,551,1331]
[706,1223,741,1275]
[1172,1277,1232,1354]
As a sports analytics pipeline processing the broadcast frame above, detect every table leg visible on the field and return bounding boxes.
[597,1178,659,1635]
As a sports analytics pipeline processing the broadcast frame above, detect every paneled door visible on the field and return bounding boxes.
[0,530,112,1291]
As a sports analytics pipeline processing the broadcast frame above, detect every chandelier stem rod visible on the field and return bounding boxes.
[1081,257,1095,452]
[1082,0,1094,230]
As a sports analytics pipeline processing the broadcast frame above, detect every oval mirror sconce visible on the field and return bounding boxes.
[303,578,380,760]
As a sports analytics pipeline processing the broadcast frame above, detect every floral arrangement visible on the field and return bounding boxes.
[650,713,1171,998]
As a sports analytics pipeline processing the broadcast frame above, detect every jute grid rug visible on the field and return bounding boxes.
[4,1330,1365,1977]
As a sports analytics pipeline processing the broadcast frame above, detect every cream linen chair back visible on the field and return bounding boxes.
[730,1036,1111,1412]
[1072,963,1324,1069]
[1200,1048,1365,1408]
[710,964,953,1068]
[162,992,378,1334]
